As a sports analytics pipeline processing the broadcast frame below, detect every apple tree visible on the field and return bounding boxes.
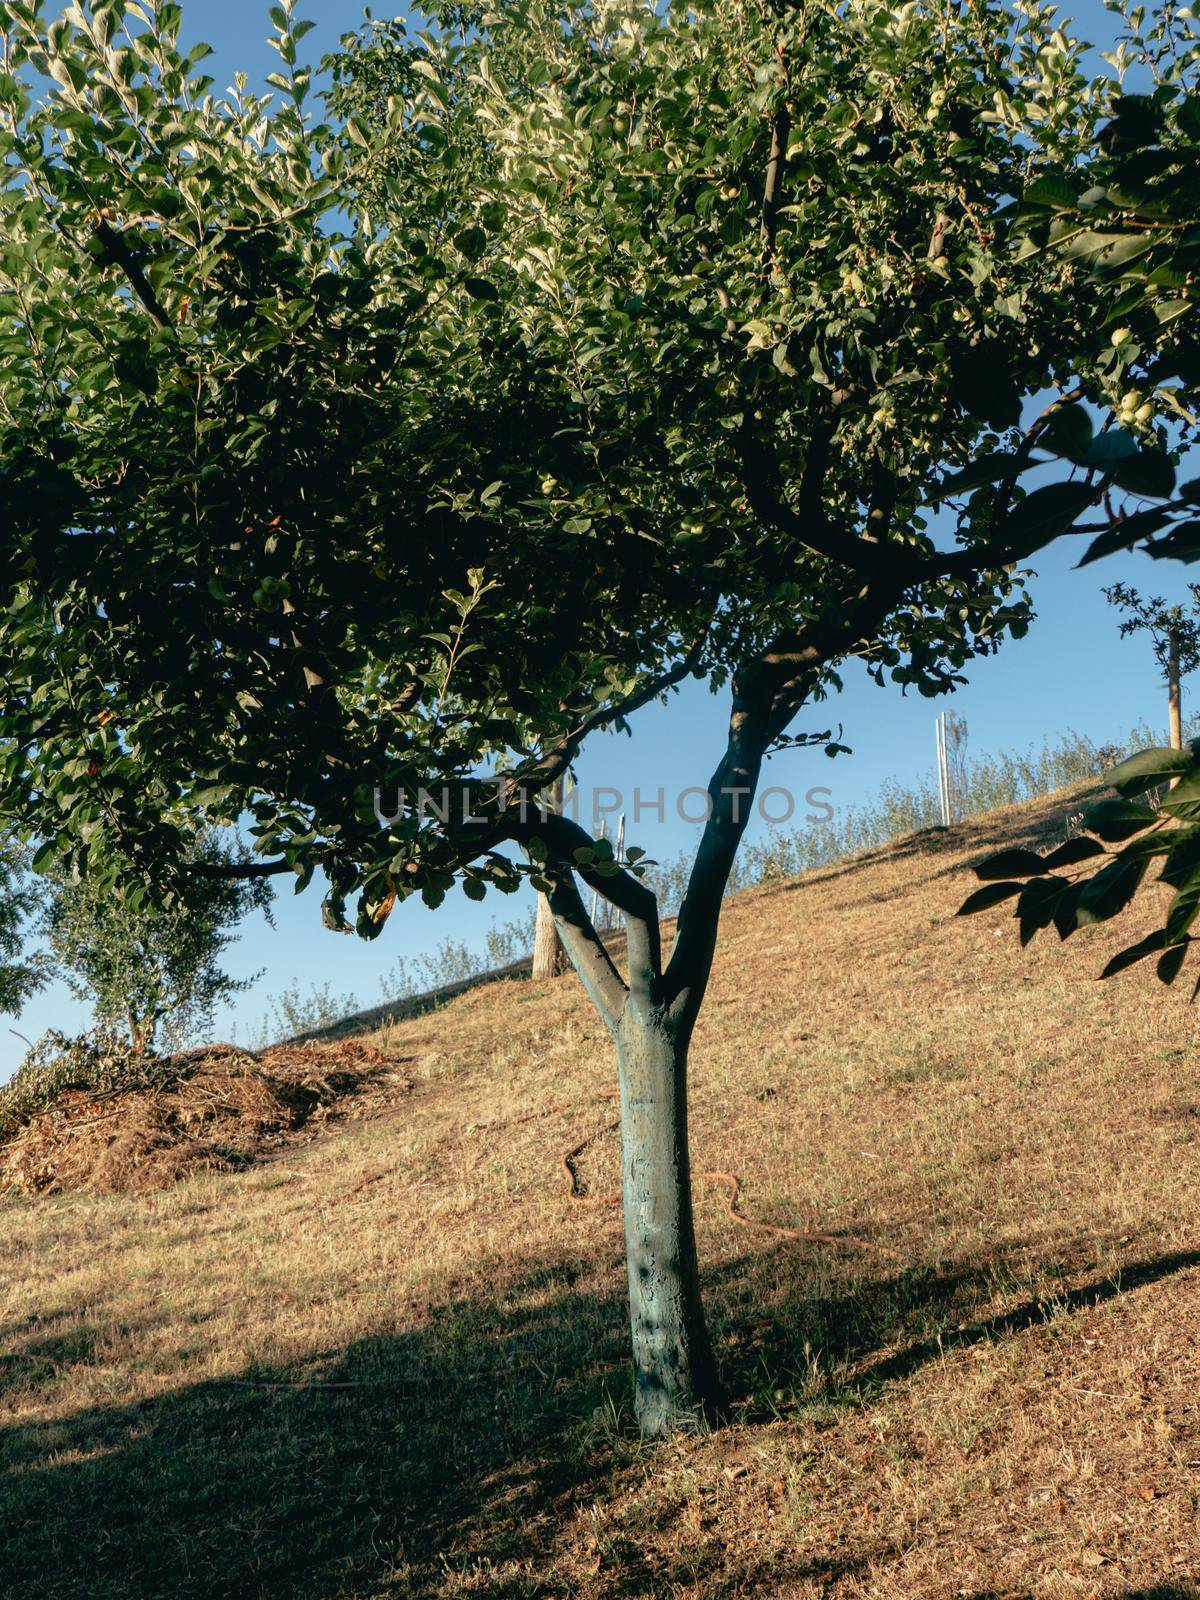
[0,0,1189,1433]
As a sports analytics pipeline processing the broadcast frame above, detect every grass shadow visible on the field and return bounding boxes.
[711,1237,1200,1421]
[2,1247,882,1600]
[5,1230,1198,1598]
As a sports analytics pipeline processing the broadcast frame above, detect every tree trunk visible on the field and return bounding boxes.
[1169,630,1183,752]
[532,778,567,978]
[532,888,567,978]
[615,1006,721,1436]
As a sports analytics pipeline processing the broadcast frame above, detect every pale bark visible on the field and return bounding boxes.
[532,777,568,979]
[1169,631,1183,752]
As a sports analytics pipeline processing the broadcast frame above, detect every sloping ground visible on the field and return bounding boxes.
[3,783,1200,1600]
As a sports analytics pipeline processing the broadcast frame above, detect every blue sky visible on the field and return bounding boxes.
[4,0,1194,1073]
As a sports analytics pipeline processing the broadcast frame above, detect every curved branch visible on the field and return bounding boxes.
[537,855,627,1032]
[484,627,712,812]
[737,417,913,576]
[93,220,173,330]
[519,809,661,1013]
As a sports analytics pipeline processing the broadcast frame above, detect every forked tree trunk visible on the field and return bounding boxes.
[615,1008,720,1435]
[527,700,769,1436]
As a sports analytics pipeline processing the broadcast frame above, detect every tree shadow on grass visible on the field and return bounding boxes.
[759,783,1100,913]
[5,1235,1199,1600]
[1,1249,882,1600]
[964,1592,1199,1600]
[714,1235,1200,1418]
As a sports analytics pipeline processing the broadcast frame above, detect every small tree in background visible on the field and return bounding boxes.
[39,833,271,1053]
[0,836,47,1016]
[944,708,971,818]
[1104,584,1200,751]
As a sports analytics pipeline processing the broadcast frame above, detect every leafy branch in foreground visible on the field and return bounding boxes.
[960,745,1200,989]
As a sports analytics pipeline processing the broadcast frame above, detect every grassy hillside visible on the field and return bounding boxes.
[3,783,1200,1600]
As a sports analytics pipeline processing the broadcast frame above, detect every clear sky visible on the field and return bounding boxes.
[5,0,1195,1073]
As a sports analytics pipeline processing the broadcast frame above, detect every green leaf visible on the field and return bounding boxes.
[973,847,1047,881]
[1099,928,1165,978]
[1166,879,1200,945]
[1078,506,1172,566]
[957,881,1023,915]
[1042,402,1093,463]
[1105,747,1193,797]
[1041,836,1107,869]
[1082,796,1159,839]
[998,481,1098,550]
[1085,428,1139,469]
[1017,876,1071,945]
[1177,95,1200,140]
[928,453,1023,502]
[455,226,487,262]
[1146,521,1200,563]
[30,838,58,874]
[1022,175,1079,210]
[1075,856,1147,925]
[1160,766,1200,821]
[1113,450,1176,498]
[1158,826,1200,887]
[1057,230,1156,272]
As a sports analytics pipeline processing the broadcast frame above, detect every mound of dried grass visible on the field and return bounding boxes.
[0,1037,396,1196]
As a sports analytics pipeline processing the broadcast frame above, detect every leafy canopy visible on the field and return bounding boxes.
[1008,6,1200,566]
[0,0,1189,943]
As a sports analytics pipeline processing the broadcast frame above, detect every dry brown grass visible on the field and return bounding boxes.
[3,782,1200,1600]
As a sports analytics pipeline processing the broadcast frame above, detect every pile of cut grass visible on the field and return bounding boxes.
[0,1037,402,1195]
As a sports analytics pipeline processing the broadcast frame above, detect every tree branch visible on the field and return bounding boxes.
[662,695,771,1032]
[560,627,709,753]
[761,37,790,257]
[93,220,172,330]
[190,857,292,880]
[538,855,628,1032]
[489,627,712,807]
[522,810,662,1014]
[737,416,913,576]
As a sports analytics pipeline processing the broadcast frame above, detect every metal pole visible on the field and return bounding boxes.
[936,713,950,827]
[934,720,947,832]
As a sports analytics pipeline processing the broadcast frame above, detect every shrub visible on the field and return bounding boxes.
[0,1029,181,1142]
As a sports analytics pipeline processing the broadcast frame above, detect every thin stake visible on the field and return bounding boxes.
[589,818,608,927]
